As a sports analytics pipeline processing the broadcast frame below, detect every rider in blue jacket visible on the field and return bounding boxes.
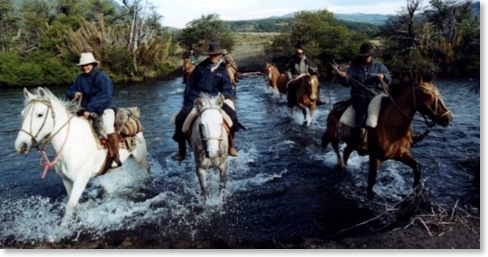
[173,42,239,161]
[337,42,391,152]
[66,52,121,169]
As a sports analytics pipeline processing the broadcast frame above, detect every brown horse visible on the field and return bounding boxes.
[289,74,319,125]
[265,62,288,96]
[226,64,237,88]
[321,75,452,198]
[183,58,195,83]
[265,62,279,90]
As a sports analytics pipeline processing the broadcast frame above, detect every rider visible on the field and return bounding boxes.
[336,42,391,152]
[65,52,121,169]
[222,49,239,82]
[285,47,325,107]
[172,42,240,161]
[182,46,199,84]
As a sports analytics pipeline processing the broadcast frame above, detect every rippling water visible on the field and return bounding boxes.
[0,75,479,247]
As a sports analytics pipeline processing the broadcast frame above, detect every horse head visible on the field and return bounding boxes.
[414,76,452,127]
[194,93,225,158]
[302,74,319,102]
[15,88,58,154]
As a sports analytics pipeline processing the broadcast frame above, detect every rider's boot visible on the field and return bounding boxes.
[107,132,122,168]
[358,127,368,154]
[174,139,186,161]
[228,135,238,157]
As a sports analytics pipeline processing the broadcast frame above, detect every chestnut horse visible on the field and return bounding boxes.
[289,74,319,125]
[183,58,195,83]
[321,76,452,198]
[226,64,237,89]
[265,62,288,96]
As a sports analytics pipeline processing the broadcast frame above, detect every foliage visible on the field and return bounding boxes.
[379,0,480,77]
[0,50,76,86]
[178,14,235,53]
[0,0,176,86]
[266,10,367,77]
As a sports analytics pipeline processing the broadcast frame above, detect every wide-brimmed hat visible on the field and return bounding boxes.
[77,52,100,66]
[357,42,375,57]
[203,42,224,55]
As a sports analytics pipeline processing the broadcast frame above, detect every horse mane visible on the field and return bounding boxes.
[31,87,81,114]
[388,72,436,98]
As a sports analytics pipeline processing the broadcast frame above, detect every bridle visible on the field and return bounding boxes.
[19,98,74,179]
[383,79,451,144]
[198,106,224,142]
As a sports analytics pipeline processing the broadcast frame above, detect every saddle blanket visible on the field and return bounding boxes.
[339,94,386,128]
[171,99,234,133]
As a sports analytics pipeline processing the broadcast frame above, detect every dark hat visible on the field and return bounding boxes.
[358,42,375,57]
[204,42,224,55]
[188,45,195,50]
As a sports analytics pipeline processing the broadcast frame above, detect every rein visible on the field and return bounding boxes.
[20,99,74,179]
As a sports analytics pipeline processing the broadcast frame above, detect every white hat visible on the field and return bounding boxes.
[77,52,100,66]
[222,49,228,54]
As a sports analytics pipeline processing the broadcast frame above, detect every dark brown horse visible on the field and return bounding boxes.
[321,75,452,198]
[289,74,319,125]
[183,58,195,83]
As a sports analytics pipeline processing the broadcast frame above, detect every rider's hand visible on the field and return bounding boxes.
[377,73,385,80]
[74,92,82,100]
[337,71,347,78]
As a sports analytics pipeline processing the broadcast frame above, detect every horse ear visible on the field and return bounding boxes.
[38,87,47,98]
[217,94,225,107]
[415,74,424,86]
[23,87,35,100]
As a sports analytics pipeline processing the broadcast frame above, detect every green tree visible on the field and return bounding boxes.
[178,14,235,52]
[267,10,366,76]
[0,0,20,52]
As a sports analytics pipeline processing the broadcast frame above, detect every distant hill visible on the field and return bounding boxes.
[226,17,380,38]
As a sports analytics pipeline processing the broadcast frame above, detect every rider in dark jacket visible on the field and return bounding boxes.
[173,42,239,161]
[66,52,121,169]
[337,42,391,151]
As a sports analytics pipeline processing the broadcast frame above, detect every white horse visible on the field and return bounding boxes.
[14,87,149,225]
[189,93,229,198]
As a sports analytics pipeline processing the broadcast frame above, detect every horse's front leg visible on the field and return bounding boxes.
[395,151,421,188]
[218,161,228,196]
[61,172,92,226]
[196,167,208,199]
[367,157,381,199]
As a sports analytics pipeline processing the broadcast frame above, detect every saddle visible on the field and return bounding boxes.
[90,107,144,151]
[335,94,386,141]
[182,99,234,135]
[338,94,386,128]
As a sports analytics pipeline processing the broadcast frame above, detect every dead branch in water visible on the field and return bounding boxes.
[332,183,479,239]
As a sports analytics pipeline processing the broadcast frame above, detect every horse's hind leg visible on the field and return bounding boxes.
[342,145,354,166]
[327,139,343,169]
[367,158,381,198]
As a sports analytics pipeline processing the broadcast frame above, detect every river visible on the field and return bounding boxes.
[0,75,480,247]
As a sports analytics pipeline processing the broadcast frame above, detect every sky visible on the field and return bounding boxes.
[138,0,411,28]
